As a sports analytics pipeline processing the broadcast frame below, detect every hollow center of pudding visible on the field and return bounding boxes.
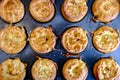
[66,0,86,17]
[69,60,85,78]
[103,3,111,11]
[72,66,82,78]
[35,60,54,79]
[35,1,51,18]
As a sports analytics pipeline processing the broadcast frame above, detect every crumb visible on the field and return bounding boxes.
[90,46,93,49]
[93,54,96,57]
[53,54,56,57]
[90,31,94,36]
[60,52,63,55]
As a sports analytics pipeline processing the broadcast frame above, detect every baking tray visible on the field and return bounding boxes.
[0,0,120,80]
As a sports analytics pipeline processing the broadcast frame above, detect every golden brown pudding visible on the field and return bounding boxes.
[0,0,25,23]
[29,0,55,22]
[93,57,120,80]
[61,0,88,22]
[61,27,88,54]
[92,0,120,23]
[63,59,88,80]
[92,26,119,54]
[0,58,26,80]
[31,57,57,80]
[29,26,56,54]
[0,25,27,54]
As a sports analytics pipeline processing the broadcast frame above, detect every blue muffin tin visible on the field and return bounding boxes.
[0,0,120,80]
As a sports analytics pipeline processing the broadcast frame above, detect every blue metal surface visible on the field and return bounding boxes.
[0,0,120,80]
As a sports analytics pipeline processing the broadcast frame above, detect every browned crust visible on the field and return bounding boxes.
[92,0,120,23]
[92,26,120,54]
[0,58,26,80]
[93,57,120,80]
[0,25,27,54]
[29,0,55,22]
[62,59,88,80]
[0,0,25,23]
[119,2,120,12]
[93,59,99,80]
[61,0,88,22]
[119,0,120,12]
[29,26,56,54]
[61,27,88,54]
[31,57,57,80]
